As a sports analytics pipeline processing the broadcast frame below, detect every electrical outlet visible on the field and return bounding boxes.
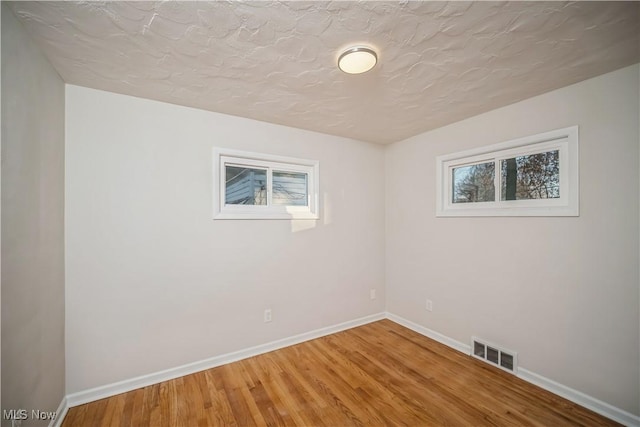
[426,299,433,312]
[370,289,376,300]
[264,309,272,323]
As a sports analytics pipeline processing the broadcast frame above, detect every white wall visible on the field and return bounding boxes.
[65,85,386,393]
[386,64,640,416]
[1,4,65,425]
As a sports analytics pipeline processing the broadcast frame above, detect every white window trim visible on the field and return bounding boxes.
[436,126,579,217]
[213,148,319,220]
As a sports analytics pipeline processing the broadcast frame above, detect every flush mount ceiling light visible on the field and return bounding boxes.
[338,46,378,74]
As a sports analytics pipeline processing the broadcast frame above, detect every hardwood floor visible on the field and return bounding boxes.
[62,320,620,426]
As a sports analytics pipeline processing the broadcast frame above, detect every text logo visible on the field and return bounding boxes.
[3,409,28,420]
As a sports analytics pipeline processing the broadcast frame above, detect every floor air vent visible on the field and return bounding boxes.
[471,337,517,374]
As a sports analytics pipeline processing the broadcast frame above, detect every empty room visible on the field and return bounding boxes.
[2,1,639,426]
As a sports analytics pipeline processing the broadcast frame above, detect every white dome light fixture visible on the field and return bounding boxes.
[338,46,378,74]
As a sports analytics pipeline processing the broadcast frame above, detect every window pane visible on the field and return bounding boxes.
[500,150,559,200]
[225,166,267,205]
[272,171,308,206]
[452,162,495,203]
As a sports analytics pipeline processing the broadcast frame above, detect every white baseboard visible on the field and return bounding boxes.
[518,368,640,427]
[49,396,68,427]
[385,311,640,427]
[65,312,386,407]
[385,312,471,354]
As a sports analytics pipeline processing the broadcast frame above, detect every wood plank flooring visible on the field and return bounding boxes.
[61,319,620,426]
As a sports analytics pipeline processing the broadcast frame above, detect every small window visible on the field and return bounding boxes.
[213,148,319,220]
[436,126,578,217]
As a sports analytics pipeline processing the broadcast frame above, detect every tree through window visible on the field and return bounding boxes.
[500,150,559,200]
[452,162,495,203]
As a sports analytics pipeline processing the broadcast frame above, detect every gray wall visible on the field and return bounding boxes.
[1,4,65,426]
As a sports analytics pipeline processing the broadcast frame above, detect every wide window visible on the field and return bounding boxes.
[436,126,578,217]
[213,148,319,220]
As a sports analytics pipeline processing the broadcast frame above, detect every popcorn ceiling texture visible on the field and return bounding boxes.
[9,1,640,144]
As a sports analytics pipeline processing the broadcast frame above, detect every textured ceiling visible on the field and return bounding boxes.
[8,1,640,144]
